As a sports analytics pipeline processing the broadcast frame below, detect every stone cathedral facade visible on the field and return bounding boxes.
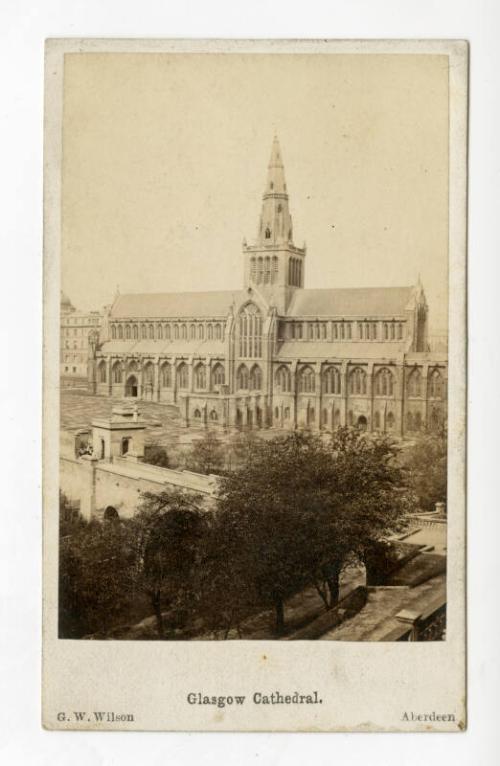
[88,137,447,436]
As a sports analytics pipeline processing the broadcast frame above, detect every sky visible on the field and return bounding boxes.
[61,52,449,330]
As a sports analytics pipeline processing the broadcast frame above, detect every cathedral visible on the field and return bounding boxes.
[88,137,447,436]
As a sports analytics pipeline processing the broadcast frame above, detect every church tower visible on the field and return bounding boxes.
[243,136,306,313]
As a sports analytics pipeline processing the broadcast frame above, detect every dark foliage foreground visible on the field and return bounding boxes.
[59,428,421,639]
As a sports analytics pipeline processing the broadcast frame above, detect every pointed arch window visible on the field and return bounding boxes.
[161,362,172,387]
[211,363,225,387]
[275,365,291,392]
[117,325,123,340]
[157,324,163,340]
[177,362,188,389]
[215,323,222,341]
[237,364,249,390]
[249,364,262,391]
[98,361,107,383]
[133,325,138,340]
[181,324,187,340]
[207,324,213,340]
[125,324,131,340]
[375,367,394,397]
[299,366,315,393]
[408,368,422,397]
[265,227,271,239]
[194,363,206,389]
[174,325,179,340]
[250,257,257,282]
[257,257,263,284]
[264,256,271,284]
[238,303,262,358]
[429,369,443,398]
[198,324,204,340]
[272,256,278,283]
[112,362,122,384]
[111,325,116,339]
[323,366,341,394]
[165,324,171,340]
[190,324,196,340]
[349,367,367,395]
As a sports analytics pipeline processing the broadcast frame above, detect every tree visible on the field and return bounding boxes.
[212,429,412,635]
[133,489,209,638]
[404,426,447,512]
[143,444,169,468]
[185,430,225,475]
[58,499,137,638]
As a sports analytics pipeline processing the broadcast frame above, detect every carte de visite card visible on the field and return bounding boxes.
[43,38,467,732]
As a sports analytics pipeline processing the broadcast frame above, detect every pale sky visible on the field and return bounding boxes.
[62,53,449,330]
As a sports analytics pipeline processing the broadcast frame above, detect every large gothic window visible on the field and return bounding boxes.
[238,303,262,358]
[349,367,367,395]
[112,361,122,384]
[375,367,394,397]
[408,368,422,397]
[323,366,341,394]
[298,366,315,393]
[275,365,291,392]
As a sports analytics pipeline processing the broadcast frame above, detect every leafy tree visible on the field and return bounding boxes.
[404,426,447,512]
[212,429,411,635]
[185,430,225,475]
[58,502,137,638]
[143,444,169,468]
[133,489,209,638]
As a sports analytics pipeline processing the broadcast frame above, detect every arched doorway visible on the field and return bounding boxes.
[125,375,138,397]
[104,506,119,522]
[357,415,368,431]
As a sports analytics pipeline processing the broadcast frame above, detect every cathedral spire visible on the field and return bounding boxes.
[257,135,293,246]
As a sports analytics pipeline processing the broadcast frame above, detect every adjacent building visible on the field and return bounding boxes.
[88,137,447,436]
[61,292,103,378]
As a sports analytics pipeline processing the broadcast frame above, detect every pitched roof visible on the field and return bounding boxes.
[99,339,225,357]
[276,341,407,361]
[286,287,415,318]
[111,291,235,319]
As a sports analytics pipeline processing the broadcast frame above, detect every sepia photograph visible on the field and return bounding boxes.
[43,38,467,731]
